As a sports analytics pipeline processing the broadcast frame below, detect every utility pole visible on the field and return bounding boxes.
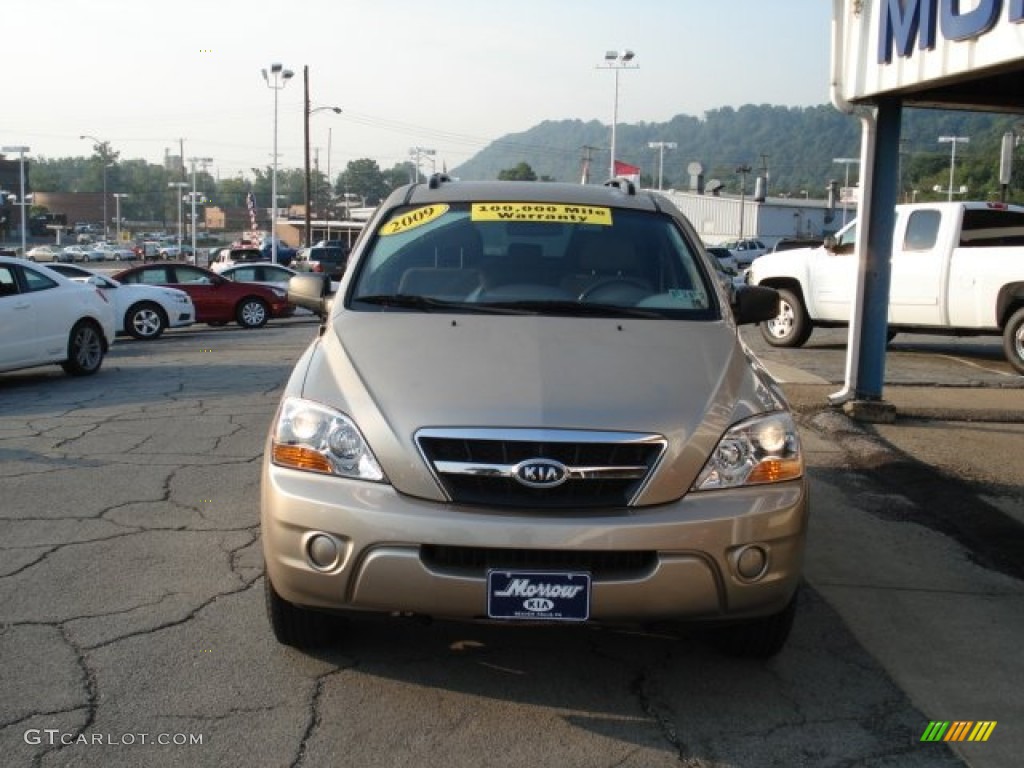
[736,164,752,239]
[579,145,599,185]
[759,153,770,195]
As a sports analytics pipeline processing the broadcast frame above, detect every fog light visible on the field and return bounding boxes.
[735,545,768,581]
[307,534,340,570]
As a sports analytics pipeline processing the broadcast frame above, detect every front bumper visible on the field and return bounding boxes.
[261,462,808,624]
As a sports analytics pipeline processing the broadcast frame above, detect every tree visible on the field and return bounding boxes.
[498,162,538,181]
[337,158,390,206]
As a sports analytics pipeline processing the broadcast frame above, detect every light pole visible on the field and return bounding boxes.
[647,141,676,190]
[188,157,212,259]
[112,193,129,243]
[80,135,113,239]
[409,147,436,183]
[938,136,969,202]
[303,66,342,247]
[168,182,189,256]
[262,62,294,264]
[1,145,30,256]
[832,157,860,226]
[736,164,752,239]
[597,50,637,178]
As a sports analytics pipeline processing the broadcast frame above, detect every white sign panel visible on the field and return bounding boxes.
[833,0,1024,102]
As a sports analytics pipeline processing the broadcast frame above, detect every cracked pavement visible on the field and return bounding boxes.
[2,320,1012,767]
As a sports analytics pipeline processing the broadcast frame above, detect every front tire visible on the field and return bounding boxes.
[61,320,106,376]
[1003,306,1024,375]
[265,577,338,648]
[236,298,269,329]
[708,590,799,660]
[760,287,812,348]
[125,302,167,340]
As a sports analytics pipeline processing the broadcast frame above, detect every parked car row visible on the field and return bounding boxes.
[1,257,304,378]
[26,243,136,263]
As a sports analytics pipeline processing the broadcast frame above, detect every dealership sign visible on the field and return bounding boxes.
[834,0,1024,102]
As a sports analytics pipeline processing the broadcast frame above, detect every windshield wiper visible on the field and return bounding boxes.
[479,300,663,318]
[355,294,529,314]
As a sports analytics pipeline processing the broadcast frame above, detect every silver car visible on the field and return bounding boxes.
[262,178,807,658]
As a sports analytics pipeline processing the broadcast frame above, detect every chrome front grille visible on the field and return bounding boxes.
[416,428,666,509]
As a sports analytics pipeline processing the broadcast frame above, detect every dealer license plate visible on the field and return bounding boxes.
[486,570,591,622]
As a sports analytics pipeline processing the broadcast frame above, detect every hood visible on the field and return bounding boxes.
[299,312,777,502]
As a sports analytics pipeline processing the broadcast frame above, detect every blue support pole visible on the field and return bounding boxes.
[852,97,901,401]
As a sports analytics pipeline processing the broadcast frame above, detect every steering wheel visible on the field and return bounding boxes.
[578,277,651,303]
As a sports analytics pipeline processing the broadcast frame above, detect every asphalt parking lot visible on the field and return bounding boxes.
[1,320,1021,767]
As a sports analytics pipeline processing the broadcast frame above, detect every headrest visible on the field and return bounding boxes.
[578,234,636,273]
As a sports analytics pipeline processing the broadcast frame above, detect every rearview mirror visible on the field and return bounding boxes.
[732,285,779,326]
[288,273,334,318]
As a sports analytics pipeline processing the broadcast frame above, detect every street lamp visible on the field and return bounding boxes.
[597,49,638,178]
[938,136,969,202]
[303,66,343,247]
[168,182,189,255]
[647,141,676,190]
[112,193,129,243]
[832,157,860,226]
[1,145,30,257]
[262,62,294,264]
[188,157,212,259]
[80,135,113,239]
[409,147,436,183]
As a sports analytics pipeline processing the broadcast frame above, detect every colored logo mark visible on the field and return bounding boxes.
[921,721,997,742]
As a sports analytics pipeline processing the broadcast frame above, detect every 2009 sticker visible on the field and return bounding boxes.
[379,204,449,235]
[472,203,612,225]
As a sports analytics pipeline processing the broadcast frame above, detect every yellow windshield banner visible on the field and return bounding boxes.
[379,204,450,236]
[471,203,613,225]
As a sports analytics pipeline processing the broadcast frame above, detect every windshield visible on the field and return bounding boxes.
[349,202,717,318]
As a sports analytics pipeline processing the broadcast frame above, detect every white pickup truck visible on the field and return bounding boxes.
[749,201,1024,374]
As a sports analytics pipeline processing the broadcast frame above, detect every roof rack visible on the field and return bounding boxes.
[428,173,452,189]
[604,177,637,196]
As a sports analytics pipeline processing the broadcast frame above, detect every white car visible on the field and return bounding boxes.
[61,245,104,263]
[46,263,196,340]
[0,256,116,376]
[95,244,137,261]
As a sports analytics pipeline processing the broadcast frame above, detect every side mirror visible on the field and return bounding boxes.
[288,273,334,318]
[732,285,779,326]
[823,235,838,252]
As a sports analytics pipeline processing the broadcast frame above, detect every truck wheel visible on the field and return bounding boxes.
[1003,307,1024,375]
[760,288,812,347]
[265,577,338,647]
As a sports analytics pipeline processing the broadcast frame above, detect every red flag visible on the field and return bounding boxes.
[613,160,641,181]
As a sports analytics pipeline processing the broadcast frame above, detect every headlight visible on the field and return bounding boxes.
[693,412,803,490]
[271,397,385,481]
[271,287,287,298]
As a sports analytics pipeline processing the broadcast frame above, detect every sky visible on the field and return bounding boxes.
[2,0,834,179]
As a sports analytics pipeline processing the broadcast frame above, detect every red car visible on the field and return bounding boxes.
[113,263,294,328]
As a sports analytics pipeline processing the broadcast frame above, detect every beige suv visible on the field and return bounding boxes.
[262,177,808,658]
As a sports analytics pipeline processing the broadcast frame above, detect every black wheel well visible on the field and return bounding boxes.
[756,278,805,305]
[996,283,1024,328]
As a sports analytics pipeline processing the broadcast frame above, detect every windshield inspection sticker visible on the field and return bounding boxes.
[379,204,450,236]
[472,203,613,226]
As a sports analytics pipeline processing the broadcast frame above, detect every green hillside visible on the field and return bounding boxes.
[451,104,1024,202]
